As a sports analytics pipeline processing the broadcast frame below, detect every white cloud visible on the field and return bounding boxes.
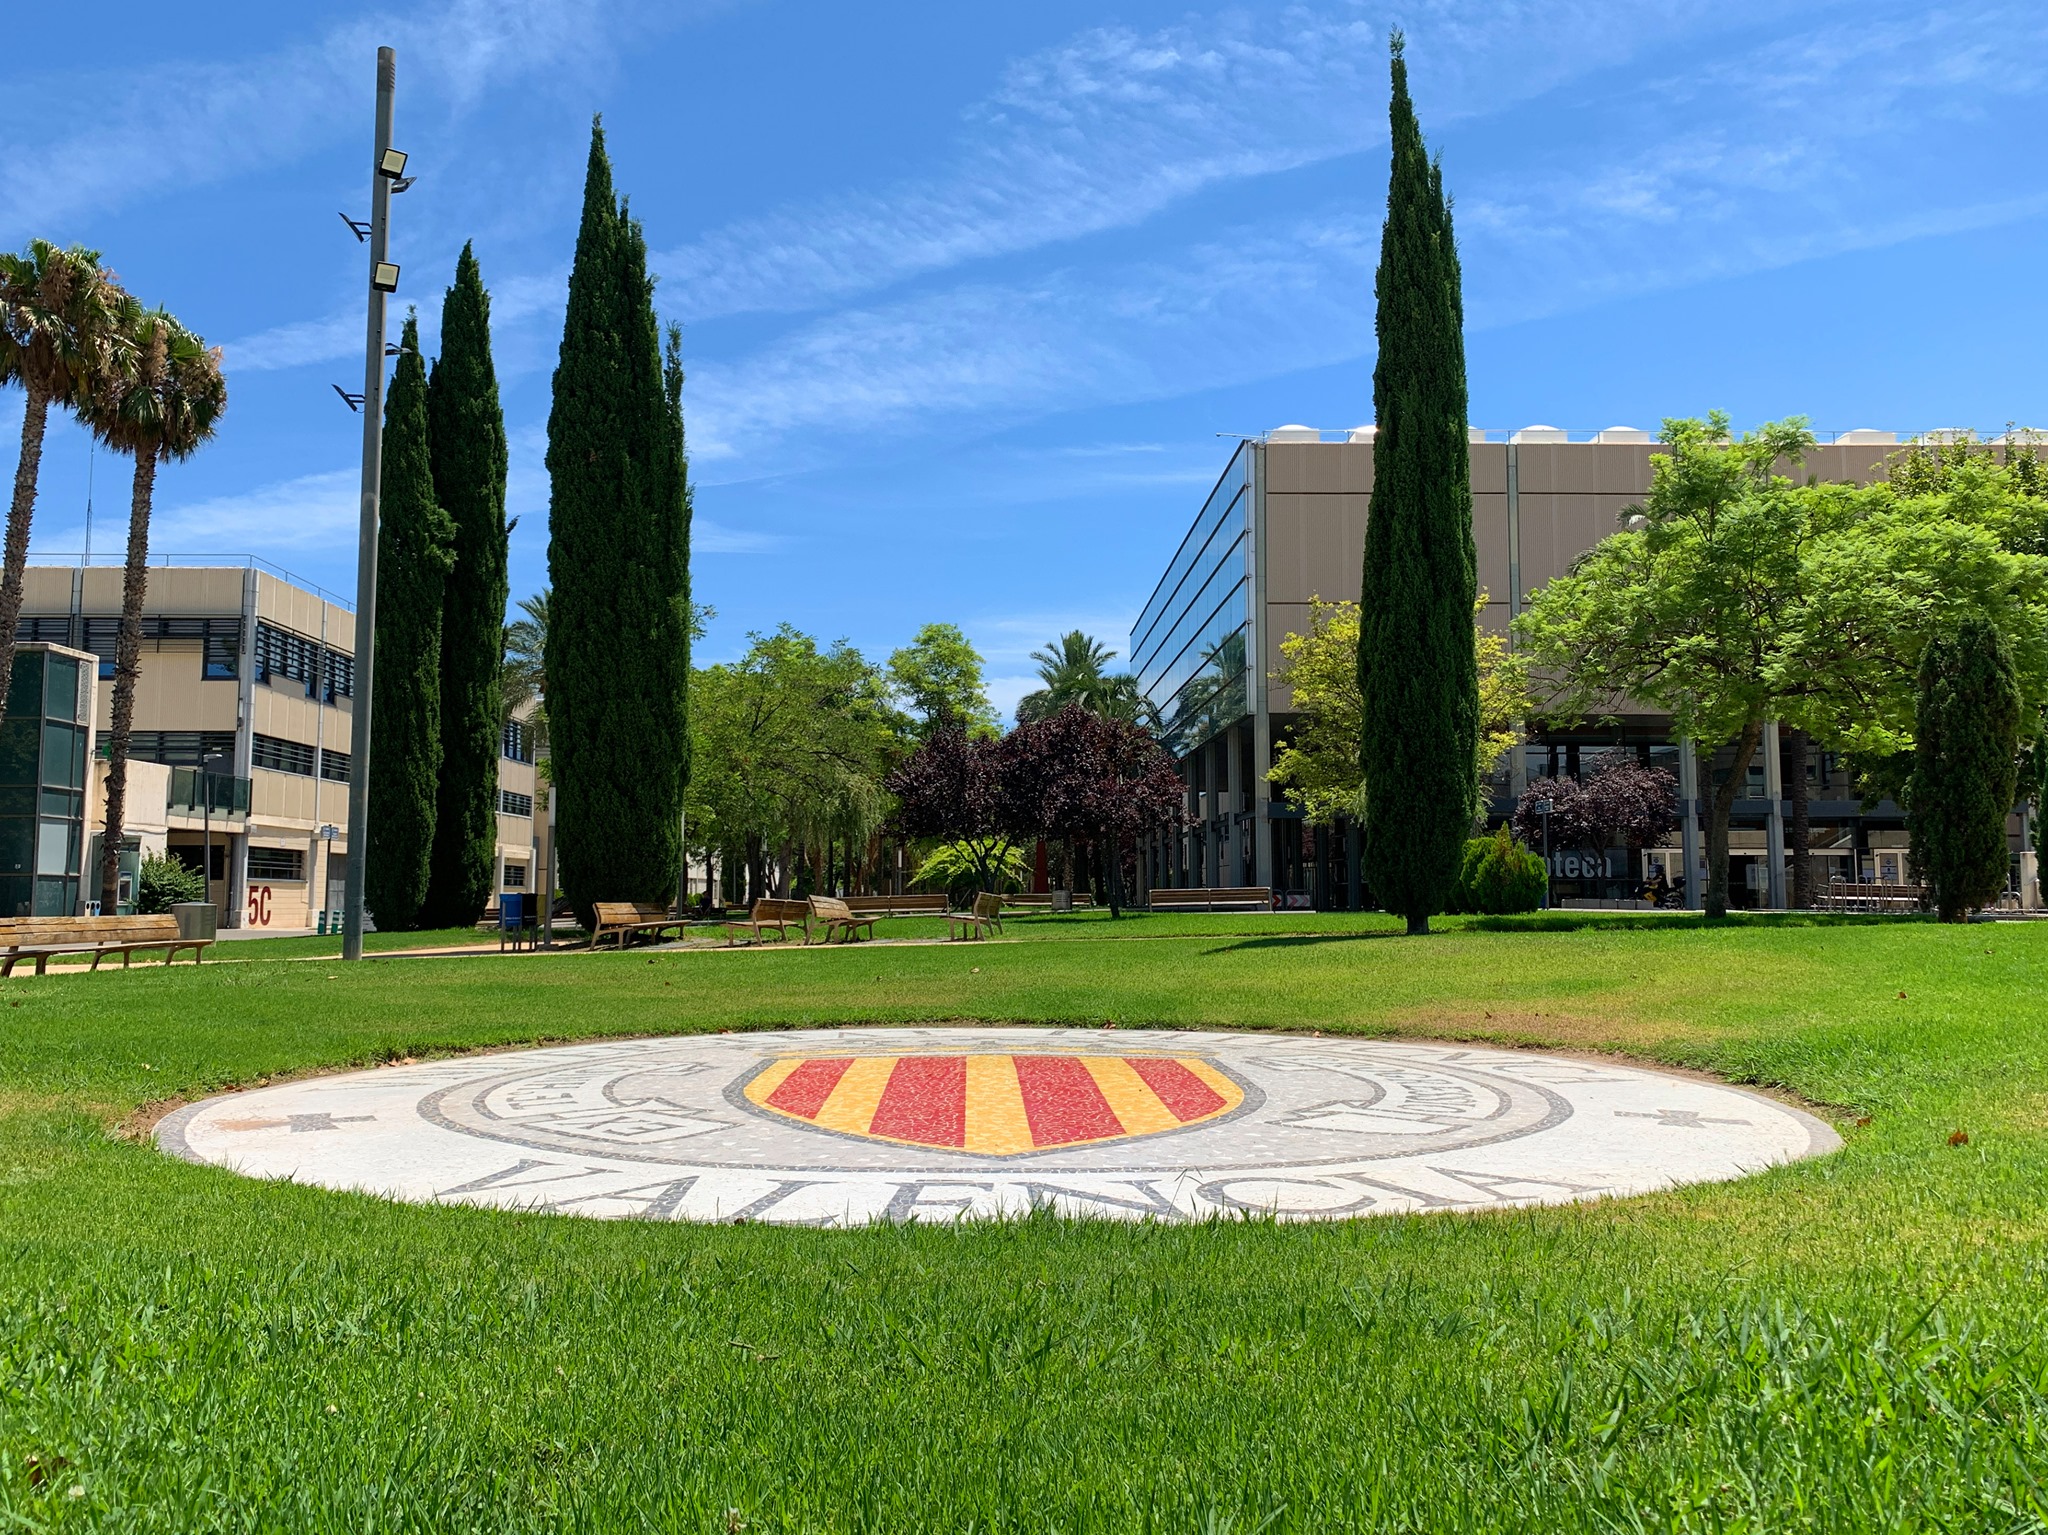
[649,1,1789,322]
[149,468,361,552]
[0,1,742,231]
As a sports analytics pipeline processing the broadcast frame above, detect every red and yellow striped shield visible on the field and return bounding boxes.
[742,1051,1246,1155]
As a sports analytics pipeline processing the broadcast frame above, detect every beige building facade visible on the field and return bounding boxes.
[24,561,537,928]
[1132,426,2036,910]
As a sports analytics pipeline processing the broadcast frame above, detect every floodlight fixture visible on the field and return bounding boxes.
[371,261,400,293]
[378,147,409,179]
[390,175,417,194]
[332,384,365,412]
[338,212,371,242]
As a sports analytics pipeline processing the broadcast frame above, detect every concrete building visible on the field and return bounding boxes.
[20,560,538,928]
[1131,426,2036,910]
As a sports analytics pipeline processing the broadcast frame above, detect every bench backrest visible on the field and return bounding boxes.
[750,898,809,921]
[808,895,855,921]
[1150,886,1273,906]
[0,914,181,944]
[974,891,1003,919]
[844,894,947,915]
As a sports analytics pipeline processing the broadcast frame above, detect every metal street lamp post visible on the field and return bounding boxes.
[341,46,404,962]
[1534,797,1553,910]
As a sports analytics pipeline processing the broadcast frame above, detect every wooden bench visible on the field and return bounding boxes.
[0,914,212,976]
[807,895,878,944]
[589,901,689,950]
[843,894,949,918]
[1819,881,1927,914]
[724,898,810,946]
[1000,892,1096,910]
[1146,886,1274,913]
[946,891,1005,941]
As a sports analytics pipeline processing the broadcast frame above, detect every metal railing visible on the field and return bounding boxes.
[168,768,251,817]
[32,551,355,611]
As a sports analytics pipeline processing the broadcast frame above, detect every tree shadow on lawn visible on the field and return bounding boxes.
[1203,911,1926,952]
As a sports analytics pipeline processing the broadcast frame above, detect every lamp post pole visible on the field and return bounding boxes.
[1535,797,1553,910]
[341,46,397,963]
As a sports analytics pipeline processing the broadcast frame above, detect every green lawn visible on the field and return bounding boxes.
[2,913,2045,1531]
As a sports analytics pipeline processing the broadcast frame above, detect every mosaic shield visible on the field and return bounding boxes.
[741,1051,1247,1155]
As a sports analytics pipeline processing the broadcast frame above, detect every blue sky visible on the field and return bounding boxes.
[4,0,2045,718]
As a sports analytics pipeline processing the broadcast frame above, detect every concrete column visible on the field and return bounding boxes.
[1225,726,1246,886]
[1679,736,1703,911]
[1762,719,1786,910]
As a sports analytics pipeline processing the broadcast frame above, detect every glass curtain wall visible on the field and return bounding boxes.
[1131,444,1253,757]
[0,648,91,916]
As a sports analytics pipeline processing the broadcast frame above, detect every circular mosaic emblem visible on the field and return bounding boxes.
[158,1028,1837,1225]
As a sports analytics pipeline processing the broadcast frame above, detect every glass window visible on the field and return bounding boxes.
[35,819,76,877]
[0,818,31,875]
[319,748,351,783]
[5,654,42,721]
[1132,444,1250,659]
[502,862,528,889]
[41,722,85,789]
[45,657,79,722]
[252,734,315,776]
[247,846,305,881]
[500,789,534,818]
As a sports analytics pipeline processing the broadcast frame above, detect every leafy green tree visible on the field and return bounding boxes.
[1274,596,1518,826]
[1464,827,1546,915]
[420,244,509,929]
[1783,455,2048,765]
[691,628,897,905]
[0,240,128,727]
[909,839,1031,896]
[1907,619,2020,922]
[546,119,691,928]
[1516,415,1820,917]
[365,312,455,930]
[1357,33,1480,935]
[83,304,226,911]
[888,622,996,738]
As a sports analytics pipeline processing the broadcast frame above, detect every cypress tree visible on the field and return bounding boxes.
[365,311,455,930]
[419,244,510,928]
[1357,33,1479,935]
[546,120,690,929]
[1907,618,2019,922]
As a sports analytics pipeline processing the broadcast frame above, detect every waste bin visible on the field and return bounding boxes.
[1049,889,1074,913]
[173,902,218,941]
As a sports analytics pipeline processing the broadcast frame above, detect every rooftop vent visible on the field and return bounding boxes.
[1509,424,1569,444]
[1268,424,1320,443]
[1347,424,1377,443]
[1836,429,1898,445]
[1591,426,1651,444]
[1468,427,1489,444]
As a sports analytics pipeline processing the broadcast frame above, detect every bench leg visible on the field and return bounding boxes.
[35,956,48,976]
[90,951,105,971]
[0,957,13,979]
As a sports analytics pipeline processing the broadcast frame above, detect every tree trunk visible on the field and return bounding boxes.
[1106,834,1123,919]
[98,446,158,911]
[0,388,52,731]
[1406,912,1430,935]
[744,834,763,906]
[1787,728,1812,909]
[1702,719,1765,919]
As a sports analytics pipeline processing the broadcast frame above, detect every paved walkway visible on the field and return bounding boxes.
[160,1028,1837,1226]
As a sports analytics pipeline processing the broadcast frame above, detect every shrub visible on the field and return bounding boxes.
[136,854,206,914]
[909,839,1029,898]
[1466,827,1547,914]
[1446,836,1492,914]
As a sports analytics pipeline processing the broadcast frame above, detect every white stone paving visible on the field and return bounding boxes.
[157,1028,1839,1226]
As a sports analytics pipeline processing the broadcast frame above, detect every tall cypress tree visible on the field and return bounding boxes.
[1357,33,1479,935]
[420,244,509,928]
[546,120,690,929]
[365,311,455,930]
[1908,619,2020,922]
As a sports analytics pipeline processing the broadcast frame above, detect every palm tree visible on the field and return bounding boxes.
[1015,629,1158,728]
[85,303,226,910]
[0,241,129,723]
[502,588,549,744]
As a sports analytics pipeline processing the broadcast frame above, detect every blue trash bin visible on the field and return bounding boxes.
[499,891,526,948]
